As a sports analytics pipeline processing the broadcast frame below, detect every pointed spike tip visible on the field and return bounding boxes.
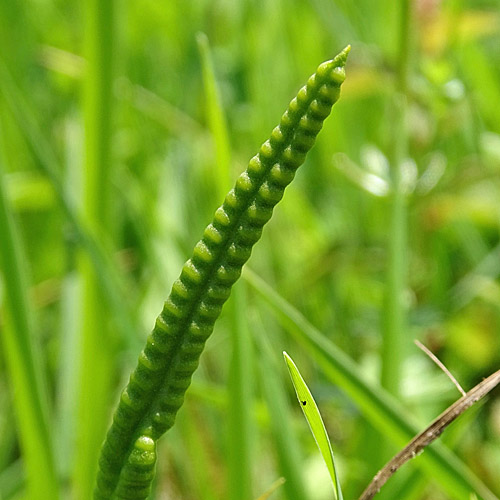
[316,45,351,82]
[335,45,351,66]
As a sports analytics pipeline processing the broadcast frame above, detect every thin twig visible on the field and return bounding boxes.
[414,339,466,397]
[255,478,286,500]
[358,368,500,500]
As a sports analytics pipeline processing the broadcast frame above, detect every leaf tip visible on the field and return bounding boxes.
[283,351,293,368]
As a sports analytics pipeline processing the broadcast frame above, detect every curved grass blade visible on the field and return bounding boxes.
[256,323,311,500]
[283,352,343,500]
[244,269,497,500]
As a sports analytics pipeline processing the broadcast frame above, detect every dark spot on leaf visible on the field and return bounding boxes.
[301,400,307,406]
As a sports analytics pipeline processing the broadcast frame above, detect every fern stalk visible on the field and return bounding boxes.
[94,46,350,499]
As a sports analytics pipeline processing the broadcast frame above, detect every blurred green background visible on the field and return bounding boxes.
[1,0,500,499]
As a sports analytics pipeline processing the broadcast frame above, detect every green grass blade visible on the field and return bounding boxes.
[257,329,311,500]
[0,59,140,352]
[227,282,254,500]
[197,33,254,500]
[0,459,24,499]
[283,352,343,500]
[381,0,414,399]
[54,271,80,480]
[74,0,116,497]
[176,404,220,500]
[381,94,408,398]
[244,269,497,500]
[0,136,59,499]
[94,48,349,499]
[196,32,232,199]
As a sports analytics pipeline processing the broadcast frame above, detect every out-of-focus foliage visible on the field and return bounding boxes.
[0,1,499,499]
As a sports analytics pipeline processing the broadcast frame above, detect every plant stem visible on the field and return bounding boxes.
[359,368,500,500]
[0,131,59,499]
[380,0,413,397]
[74,0,115,497]
[228,281,254,500]
[94,49,350,499]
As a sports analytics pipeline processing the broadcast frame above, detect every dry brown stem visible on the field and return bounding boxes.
[358,368,500,500]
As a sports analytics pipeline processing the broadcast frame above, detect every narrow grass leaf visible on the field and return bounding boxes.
[283,352,343,500]
[227,282,254,500]
[244,269,498,500]
[0,136,59,499]
[196,32,232,198]
[0,58,140,351]
[176,404,220,500]
[256,326,310,500]
[74,0,116,497]
[0,459,24,500]
[54,272,80,478]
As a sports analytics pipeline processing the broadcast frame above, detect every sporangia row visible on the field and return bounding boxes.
[94,46,350,500]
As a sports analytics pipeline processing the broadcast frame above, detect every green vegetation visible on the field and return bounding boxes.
[1,1,500,499]
[284,351,343,500]
[95,47,349,499]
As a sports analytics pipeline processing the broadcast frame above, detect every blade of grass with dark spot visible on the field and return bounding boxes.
[244,268,498,500]
[256,318,311,500]
[284,351,343,500]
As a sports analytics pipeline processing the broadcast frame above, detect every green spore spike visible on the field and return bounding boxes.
[284,352,343,500]
[94,47,349,499]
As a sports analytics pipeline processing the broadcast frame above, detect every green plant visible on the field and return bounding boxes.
[284,351,343,500]
[246,270,498,500]
[94,45,351,500]
[76,0,116,497]
[283,346,500,500]
[0,138,58,500]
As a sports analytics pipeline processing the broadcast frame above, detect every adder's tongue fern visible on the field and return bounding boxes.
[94,46,350,500]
